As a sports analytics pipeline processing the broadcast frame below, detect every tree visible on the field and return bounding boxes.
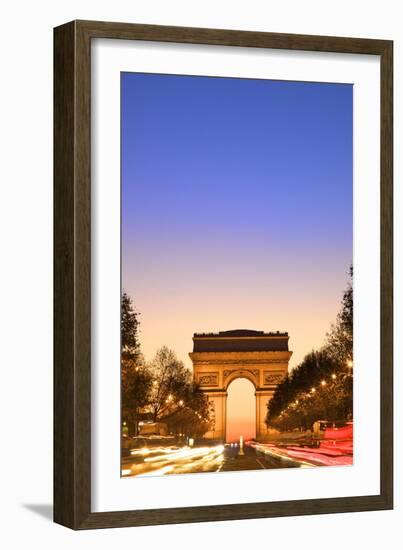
[163,383,215,439]
[121,360,153,434]
[324,265,353,363]
[267,350,339,425]
[266,266,353,431]
[147,346,213,436]
[120,294,214,439]
[148,346,193,422]
[121,292,152,434]
[121,291,140,358]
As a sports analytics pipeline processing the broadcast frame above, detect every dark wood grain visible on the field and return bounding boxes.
[54,20,91,528]
[75,19,391,54]
[380,41,393,507]
[54,20,393,530]
[54,21,76,528]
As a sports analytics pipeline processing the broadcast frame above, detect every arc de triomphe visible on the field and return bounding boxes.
[190,330,292,441]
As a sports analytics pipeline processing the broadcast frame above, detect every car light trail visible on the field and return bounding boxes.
[122,444,225,477]
[138,465,174,477]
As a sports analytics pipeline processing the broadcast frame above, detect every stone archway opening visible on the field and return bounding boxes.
[226,377,256,443]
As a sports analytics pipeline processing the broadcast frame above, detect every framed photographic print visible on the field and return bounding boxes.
[54,20,393,529]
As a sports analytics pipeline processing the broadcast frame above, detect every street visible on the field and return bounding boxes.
[121,442,303,477]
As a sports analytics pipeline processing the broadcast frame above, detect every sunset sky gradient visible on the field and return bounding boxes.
[121,72,353,378]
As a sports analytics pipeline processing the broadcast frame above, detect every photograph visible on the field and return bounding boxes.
[120,72,354,477]
[0,0,395,539]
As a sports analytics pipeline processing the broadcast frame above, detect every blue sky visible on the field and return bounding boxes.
[121,72,352,369]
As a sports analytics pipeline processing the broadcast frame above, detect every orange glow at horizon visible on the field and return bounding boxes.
[226,378,256,442]
[123,245,351,372]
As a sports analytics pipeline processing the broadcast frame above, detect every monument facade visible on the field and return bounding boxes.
[190,330,292,441]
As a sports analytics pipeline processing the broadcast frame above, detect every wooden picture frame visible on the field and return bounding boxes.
[54,20,393,529]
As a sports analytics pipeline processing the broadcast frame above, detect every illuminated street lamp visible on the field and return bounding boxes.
[321,380,327,387]
[347,359,353,369]
[331,373,337,380]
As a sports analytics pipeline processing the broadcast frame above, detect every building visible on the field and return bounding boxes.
[189,329,292,441]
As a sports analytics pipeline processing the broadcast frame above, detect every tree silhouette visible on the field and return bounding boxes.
[147,346,213,436]
[325,265,353,363]
[266,267,353,430]
[121,294,213,439]
[121,292,152,434]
